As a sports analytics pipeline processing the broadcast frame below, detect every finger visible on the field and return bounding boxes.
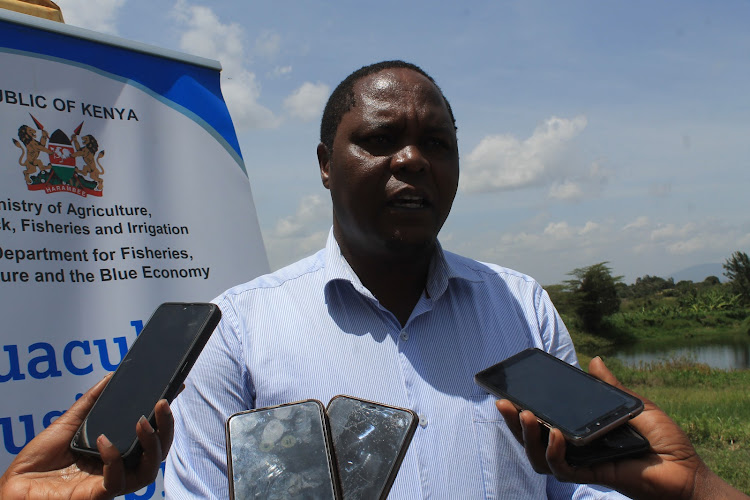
[588,357,657,409]
[519,410,552,475]
[56,373,113,426]
[586,357,620,386]
[496,399,523,443]
[153,399,174,457]
[134,416,162,485]
[545,429,587,483]
[98,434,126,495]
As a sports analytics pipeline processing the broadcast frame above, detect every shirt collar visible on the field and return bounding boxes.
[323,227,479,302]
[323,228,372,298]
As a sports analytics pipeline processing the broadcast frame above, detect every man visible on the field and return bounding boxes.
[165,61,623,498]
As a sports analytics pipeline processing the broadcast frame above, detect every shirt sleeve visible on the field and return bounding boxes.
[535,284,579,366]
[165,296,252,499]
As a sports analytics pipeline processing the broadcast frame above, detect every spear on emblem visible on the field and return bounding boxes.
[13,114,52,184]
[29,113,45,131]
[27,113,49,143]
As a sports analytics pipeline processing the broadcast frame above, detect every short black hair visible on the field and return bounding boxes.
[319,60,456,152]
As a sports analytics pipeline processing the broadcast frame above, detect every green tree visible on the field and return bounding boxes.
[625,275,675,299]
[565,262,623,332]
[723,251,750,304]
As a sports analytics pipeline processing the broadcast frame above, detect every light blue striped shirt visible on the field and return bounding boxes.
[165,229,627,499]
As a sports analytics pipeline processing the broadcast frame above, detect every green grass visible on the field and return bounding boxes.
[576,356,750,494]
[565,297,750,492]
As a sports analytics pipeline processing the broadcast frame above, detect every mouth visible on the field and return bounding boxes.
[388,194,430,209]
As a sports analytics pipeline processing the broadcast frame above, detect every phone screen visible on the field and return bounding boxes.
[226,400,340,500]
[474,348,643,443]
[71,302,220,459]
[327,395,418,500]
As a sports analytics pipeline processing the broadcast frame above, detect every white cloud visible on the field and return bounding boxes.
[623,216,650,230]
[283,82,330,122]
[264,194,332,270]
[461,115,587,193]
[271,65,293,78]
[171,0,279,129]
[458,213,745,285]
[580,221,600,235]
[650,222,696,241]
[55,0,125,35]
[273,194,330,238]
[548,181,583,201]
[543,221,575,240]
[475,220,611,269]
[255,31,281,59]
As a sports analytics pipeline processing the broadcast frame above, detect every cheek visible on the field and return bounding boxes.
[333,157,389,192]
[437,166,459,195]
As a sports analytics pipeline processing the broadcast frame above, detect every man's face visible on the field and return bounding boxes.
[319,68,459,260]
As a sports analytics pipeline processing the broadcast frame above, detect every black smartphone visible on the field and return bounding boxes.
[70,302,221,466]
[541,422,650,467]
[226,400,342,500]
[474,348,643,446]
[326,395,418,500]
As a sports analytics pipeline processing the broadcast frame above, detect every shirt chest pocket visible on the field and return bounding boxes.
[469,393,549,497]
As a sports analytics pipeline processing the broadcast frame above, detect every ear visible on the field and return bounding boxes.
[317,142,331,189]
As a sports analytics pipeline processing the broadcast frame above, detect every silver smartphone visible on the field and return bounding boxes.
[474,348,643,446]
[225,400,342,499]
[327,395,418,500]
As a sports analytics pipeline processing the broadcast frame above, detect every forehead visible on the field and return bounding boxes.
[348,68,451,124]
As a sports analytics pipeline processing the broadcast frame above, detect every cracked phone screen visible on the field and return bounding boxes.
[227,400,337,500]
[327,396,416,500]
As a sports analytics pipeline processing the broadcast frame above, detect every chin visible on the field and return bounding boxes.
[383,232,436,256]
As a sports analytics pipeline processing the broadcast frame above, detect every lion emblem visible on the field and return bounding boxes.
[13,124,52,184]
[71,133,105,191]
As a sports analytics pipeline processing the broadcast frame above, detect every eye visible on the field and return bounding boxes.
[423,136,452,151]
[360,133,396,155]
[366,134,394,146]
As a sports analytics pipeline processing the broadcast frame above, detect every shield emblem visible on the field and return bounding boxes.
[47,129,77,182]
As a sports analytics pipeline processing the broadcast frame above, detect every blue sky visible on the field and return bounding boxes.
[53,0,750,284]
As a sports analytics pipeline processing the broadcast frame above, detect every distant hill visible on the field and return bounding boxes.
[668,263,728,283]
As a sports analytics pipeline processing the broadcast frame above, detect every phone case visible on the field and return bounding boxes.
[226,400,343,500]
[70,302,221,466]
[540,423,650,466]
[327,395,418,500]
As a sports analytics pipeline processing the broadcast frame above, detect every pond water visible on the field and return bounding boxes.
[613,340,750,370]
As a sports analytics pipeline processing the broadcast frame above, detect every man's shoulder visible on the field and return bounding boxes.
[218,249,327,300]
[443,250,540,287]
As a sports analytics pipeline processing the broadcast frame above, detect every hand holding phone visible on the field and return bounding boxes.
[327,395,418,500]
[495,357,741,500]
[70,302,221,466]
[475,348,643,446]
[1,375,172,499]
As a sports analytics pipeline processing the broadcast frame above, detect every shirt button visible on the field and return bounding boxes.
[418,413,428,428]
[400,330,409,341]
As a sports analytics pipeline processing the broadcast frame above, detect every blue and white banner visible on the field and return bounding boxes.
[0,10,269,498]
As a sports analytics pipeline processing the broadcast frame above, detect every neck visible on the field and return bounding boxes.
[338,237,434,327]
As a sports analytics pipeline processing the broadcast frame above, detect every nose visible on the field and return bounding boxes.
[390,144,428,173]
